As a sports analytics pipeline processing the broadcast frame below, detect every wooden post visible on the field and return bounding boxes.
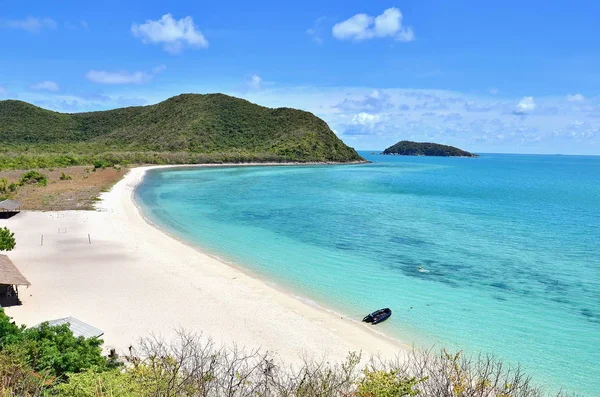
[88,234,91,244]
[41,234,43,246]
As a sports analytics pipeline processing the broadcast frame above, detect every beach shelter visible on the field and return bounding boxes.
[0,200,21,219]
[35,317,104,339]
[0,254,30,306]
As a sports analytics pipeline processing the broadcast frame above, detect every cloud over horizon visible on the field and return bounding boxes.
[513,97,537,115]
[248,74,262,90]
[131,14,209,54]
[85,65,166,85]
[30,81,60,91]
[332,8,414,42]
[0,16,57,33]
[238,86,599,154]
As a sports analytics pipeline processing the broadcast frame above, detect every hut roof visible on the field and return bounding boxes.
[0,200,21,211]
[0,255,30,286]
[37,317,104,339]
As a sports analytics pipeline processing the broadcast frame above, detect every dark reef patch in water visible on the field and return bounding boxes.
[580,308,600,324]
[489,282,512,291]
[389,235,430,247]
[334,241,355,251]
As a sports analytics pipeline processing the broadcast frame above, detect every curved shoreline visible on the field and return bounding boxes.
[3,163,409,365]
[120,165,411,355]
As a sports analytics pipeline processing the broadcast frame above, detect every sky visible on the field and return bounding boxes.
[1,1,600,154]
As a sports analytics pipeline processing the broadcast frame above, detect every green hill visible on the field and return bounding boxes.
[382,140,477,157]
[0,93,364,169]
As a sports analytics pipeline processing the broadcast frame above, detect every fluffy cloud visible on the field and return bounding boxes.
[0,17,57,33]
[350,112,382,129]
[332,8,414,42]
[248,74,262,90]
[131,14,208,54]
[567,93,585,102]
[30,81,59,91]
[85,65,166,85]
[513,97,536,115]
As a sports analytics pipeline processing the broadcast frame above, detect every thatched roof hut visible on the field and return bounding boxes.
[0,200,20,219]
[0,200,21,212]
[0,255,30,286]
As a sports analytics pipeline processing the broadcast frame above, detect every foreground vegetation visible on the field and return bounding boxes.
[0,94,364,170]
[0,311,574,397]
[382,141,477,157]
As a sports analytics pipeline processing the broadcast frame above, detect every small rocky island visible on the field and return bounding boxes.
[382,141,478,157]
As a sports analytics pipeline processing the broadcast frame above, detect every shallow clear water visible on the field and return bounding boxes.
[136,153,600,395]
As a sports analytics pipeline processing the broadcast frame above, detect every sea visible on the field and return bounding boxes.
[135,152,600,396]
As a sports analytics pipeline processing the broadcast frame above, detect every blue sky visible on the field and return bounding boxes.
[1,1,599,154]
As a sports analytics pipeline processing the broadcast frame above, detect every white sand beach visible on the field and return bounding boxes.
[2,166,407,363]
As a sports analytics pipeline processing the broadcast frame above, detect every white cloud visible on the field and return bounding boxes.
[567,93,585,102]
[0,85,6,96]
[351,112,381,129]
[248,74,262,90]
[85,65,166,85]
[0,17,57,33]
[513,96,536,115]
[30,81,59,91]
[332,8,414,42]
[489,88,499,95]
[85,70,150,85]
[131,14,208,54]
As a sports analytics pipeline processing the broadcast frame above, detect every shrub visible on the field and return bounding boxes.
[19,170,48,186]
[55,369,139,397]
[0,310,118,380]
[60,172,73,180]
[93,160,113,169]
[356,368,423,397]
[0,227,16,252]
[0,178,8,194]
[0,349,53,396]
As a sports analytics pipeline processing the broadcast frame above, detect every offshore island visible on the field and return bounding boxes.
[382,140,478,157]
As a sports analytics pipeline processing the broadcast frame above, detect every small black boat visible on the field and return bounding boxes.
[362,308,392,325]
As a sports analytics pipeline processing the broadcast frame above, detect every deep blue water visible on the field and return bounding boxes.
[136,153,600,395]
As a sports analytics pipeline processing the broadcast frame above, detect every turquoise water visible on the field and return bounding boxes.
[136,153,600,396]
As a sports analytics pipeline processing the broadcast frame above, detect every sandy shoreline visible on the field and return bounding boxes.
[2,164,407,363]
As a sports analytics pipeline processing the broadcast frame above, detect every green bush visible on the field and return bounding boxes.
[55,369,140,397]
[0,227,16,252]
[0,349,53,396]
[60,172,73,180]
[19,170,48,186]
[0,309,117,380]
[356,368,423,397]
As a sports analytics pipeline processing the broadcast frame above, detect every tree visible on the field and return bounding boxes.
[0,310,117,380]
[0,227,16,251]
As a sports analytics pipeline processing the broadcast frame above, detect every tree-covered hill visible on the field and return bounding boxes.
[0,94,364,169]
[382,140,477,157]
